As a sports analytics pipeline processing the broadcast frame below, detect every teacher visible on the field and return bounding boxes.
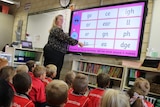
[43,14,83,79]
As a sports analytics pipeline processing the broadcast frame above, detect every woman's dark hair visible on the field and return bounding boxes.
[0,78,14,107]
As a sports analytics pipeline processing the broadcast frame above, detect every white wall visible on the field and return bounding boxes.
[148,0,160,57]
[0,13,14,50]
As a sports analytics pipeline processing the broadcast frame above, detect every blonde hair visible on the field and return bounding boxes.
[65,71,76,88]
[46,80,68,106]
[50,14,63,32]
[16,65,29,73]
[72,73,88,95]
[134,77,150,96]
[0,66,16,83]
[0,58,8,69]
[101,89,130,107]
[46,64,57,78]
[33,65,46,77]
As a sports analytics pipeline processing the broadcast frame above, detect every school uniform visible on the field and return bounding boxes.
[42,77,52,87]
[29,76,46,103]
[28,72,34,78]
[145,101,154,107]
[68,88,73,94]
[65,92,92,107]
[12,93,35,107]
[88,88,105,107]
[8,82,16,92]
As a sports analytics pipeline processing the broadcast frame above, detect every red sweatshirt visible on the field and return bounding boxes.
[88,88,105,107]
[12,94,35,107]
[145,100,154,107]
[65,92,92,107]
[42,77,52,87]
[29,77,46,103]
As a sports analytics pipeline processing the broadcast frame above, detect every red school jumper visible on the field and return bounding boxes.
[12,93,35,107]
[42,77,52,87]
[65,92,92,107]
[29,76,46,103]
[145,100,154,107]
[88,88,105,107]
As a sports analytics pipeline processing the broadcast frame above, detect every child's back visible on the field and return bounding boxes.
[65,73,92,107]
[88,73,110,107]
[12,72,34,107]
[28,66,46,106]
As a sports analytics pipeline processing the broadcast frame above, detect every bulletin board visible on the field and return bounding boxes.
[26,9,71,48]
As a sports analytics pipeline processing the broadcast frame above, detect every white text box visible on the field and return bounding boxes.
[97,19,117,28]
[116,29,139,39]
[95,40,114,49]
[79,39,95,48]
[80,20,97,29]
[96,29,115,38]
[98,9,118,19]
[114,40,137,50]
[119,6,143,17]
[117,17,141,28]
[81,11,98,20]
[79,30,96,38]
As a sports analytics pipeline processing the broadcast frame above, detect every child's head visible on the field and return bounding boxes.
[72,73,88,95]
[97,73,110,88]
[127,87,145,107]
[46,80,68,106]
[0,78,14,107]
[0,66,16,83]
[46,64,57,78]
[65,71,76,88]
[134,77,150,96]
[0,58,8,69]
[128,78,150,107]
[16,65,29,73]
[13,72,32,94]
[33,65,46,79]
[26,60,36,72]
[101,89,130,107]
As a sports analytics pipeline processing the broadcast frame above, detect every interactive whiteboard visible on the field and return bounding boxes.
[69,1,148,59]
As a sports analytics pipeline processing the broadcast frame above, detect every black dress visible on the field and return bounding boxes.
[43,27,78,79]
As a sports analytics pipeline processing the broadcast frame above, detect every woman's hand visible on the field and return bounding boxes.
[78,42,84,47]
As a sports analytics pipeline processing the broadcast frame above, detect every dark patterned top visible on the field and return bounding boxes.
[45,27,78,53]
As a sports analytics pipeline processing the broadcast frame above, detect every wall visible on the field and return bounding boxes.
[0,13,14,50]
[148,0,160,57]
[11,0,153,79]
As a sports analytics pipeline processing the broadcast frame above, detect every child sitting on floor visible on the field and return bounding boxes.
[65,71,76,94]
[12,72,34,107]
[65,73,92,107]
[88,72,110,107]
[128,77,154,107]
[29,65,46,107]
[46,80,68,107]
[101,89,130,107]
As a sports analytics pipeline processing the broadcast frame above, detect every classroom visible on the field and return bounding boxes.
[0,0,160,107]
